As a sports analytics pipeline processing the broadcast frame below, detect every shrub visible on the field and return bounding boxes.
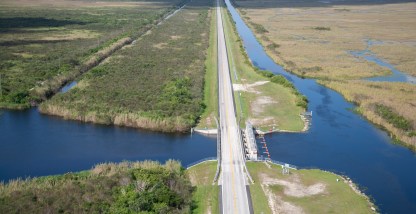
[313,26,331,31]
[375,104,413,131]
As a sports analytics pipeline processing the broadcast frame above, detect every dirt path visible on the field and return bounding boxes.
[259,173,326,213]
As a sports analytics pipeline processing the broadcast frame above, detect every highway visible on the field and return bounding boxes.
[216,0,252,213]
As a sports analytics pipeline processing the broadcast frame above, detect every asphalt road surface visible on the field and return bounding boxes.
[216,0,251,213]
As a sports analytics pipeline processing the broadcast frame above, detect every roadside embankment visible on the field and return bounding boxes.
[221,5,306,132]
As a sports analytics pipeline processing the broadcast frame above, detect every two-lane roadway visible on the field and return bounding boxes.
[216,0,252,213]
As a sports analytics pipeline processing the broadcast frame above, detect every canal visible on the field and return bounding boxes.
[0,108,216,181]
[224,0,416,213]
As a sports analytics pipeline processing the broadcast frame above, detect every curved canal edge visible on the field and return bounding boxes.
[224,0,416,213]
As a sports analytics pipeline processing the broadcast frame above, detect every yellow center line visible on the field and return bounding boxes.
[218,2,240,213]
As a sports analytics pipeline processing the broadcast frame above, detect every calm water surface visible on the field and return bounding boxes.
[0,108,216,182]
[59,81,77,93]
[225,0,416,213]
[350,40,416,84]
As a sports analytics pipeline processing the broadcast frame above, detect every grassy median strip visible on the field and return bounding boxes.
[40,0,212,132]
[0,0,182,109]
[221,6,304,131]
[247,162,375,214]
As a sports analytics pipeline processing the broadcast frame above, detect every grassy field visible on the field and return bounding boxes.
[40,0,212,132]
[186,161,219,214]
[0,0,183,109]
[246,162,375,213]
[0,160,193,213]
[221,6,305,131]
[234,0,415,79]
[233,0,416,147]
[197,6,218,129]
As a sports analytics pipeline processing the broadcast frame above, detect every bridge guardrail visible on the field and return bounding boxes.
[186,157,217,169]
[213,117,221,183]
[254,157,298,170]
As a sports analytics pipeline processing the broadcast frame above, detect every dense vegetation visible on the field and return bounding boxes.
[40,0,212,132]
[375,104,414,135]
[0,160,193,213]
[0,0,183,109]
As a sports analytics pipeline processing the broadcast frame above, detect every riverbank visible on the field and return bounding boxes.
[221,5,306,132]
[232,0,415,148]
[39,0,212,133]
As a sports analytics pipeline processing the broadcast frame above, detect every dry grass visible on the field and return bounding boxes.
[0,0,170,9]
[235,0,416,79]
[234,0,416,147]
[370,44,416,76]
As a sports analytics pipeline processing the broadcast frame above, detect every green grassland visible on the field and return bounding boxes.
[0,160,193,213]
[186,161,219,214]
[246,162,375,214]
[0,0,183,109]
[221,6,305,131]
[40,0,212,132]
[197,6,218,129]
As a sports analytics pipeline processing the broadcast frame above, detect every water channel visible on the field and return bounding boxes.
[350,40,416,84]
[0,108,216,181]
[0,1,415,213]
[224,0,416,213]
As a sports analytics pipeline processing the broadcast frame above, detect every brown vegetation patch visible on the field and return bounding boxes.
[171,35,182,40]
[0,0,168,8]
[236,0,416,79]
[153,42,168,49]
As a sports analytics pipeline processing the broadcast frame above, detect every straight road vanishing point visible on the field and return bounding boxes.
[216,0,253,213]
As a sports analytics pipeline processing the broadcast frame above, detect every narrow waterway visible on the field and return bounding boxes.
[224,0,416,213]
[0,108,216,182]
[59,81,77,93]
[350,39,416,84]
